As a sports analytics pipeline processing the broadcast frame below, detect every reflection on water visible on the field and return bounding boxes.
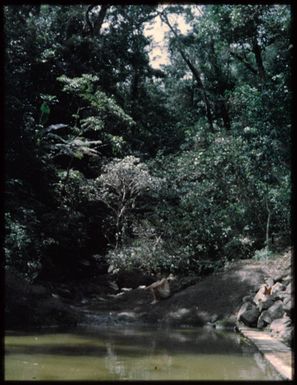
[5,325,281,380]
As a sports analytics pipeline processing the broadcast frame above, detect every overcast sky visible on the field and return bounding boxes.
[144,11,192,69]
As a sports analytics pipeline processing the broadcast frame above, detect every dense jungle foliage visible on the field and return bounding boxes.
[4,4,292,283]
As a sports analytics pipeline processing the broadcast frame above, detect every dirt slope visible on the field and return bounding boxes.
[82,249,292,327]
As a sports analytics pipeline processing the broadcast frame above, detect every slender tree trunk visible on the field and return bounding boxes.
[159,12,214,132]
[221,100,231,131]
[86,4,109,36]
[252,37,266,81]
[230,51,258,75]
[209,39,231,131]
[265,197,271,250]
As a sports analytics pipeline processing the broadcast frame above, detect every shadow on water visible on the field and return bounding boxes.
[6,326,255,357]
[5,325,282,380]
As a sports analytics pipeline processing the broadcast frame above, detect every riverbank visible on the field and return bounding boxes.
[5,249,293,379]
[237,325,293,380]
[6,249,292,334]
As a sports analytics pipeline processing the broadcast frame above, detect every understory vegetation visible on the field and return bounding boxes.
[4,4,291,283]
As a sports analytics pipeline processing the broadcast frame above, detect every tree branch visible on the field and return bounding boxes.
[229,50,258,75]
[85,4,109,36]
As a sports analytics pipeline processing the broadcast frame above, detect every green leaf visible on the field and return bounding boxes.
[40,102,50,115]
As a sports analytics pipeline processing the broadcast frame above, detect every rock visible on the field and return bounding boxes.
[265,277,274,287]
[271,282,286,295]
[121,287,133,292]
[215,317,236,330]
[267,300,285,321]
[117,311,137,322]
[276,291,290,301]
[109,281,119,291]
[166,307,206,326]
[30,285,49,298]
[268,316,293,343]
[269,316,292,337]
[116,270,155,289]
[210,314,219,323]
[242,295,253,303]
[56,287,73,299]
[281,326,293,346]
[283,299,292,315]
[273,272,285,282]
[237,302,260,327]
[282,275,292,285]
[285,282,292,293]
[257,310,272,329]
[258,297,275,312]
[253,285,271,306]
[168,307,190,320]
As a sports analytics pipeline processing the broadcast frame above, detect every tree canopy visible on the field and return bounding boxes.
[4,4,291,282]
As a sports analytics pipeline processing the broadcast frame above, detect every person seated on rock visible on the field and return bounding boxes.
[145,274,175,304]
[263,285,272,296]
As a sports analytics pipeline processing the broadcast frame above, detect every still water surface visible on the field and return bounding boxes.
[5,325,281,380]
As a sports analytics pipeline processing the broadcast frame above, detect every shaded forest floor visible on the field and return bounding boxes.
[70,248,292,327]
[6,248,292,330]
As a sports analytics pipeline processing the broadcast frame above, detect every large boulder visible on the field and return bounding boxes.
[237,302,260,327]
[30,284,50,298]
[283,275,292,285]
[242,295,253,303]
[165,307,207,326]
[258,297,275,312]
[283,297,293,315]
[267,300,285,321]
[271,282,286,295]
[116,270,155,289]
[257,310,272,329]
[268,316,292,345]
[285,282,292,293]
[5,270,82,329]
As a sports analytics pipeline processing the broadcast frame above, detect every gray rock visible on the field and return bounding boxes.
[210,314,219,323]
[258,297,275,312]
[273,273,285,282]
[267,300,285,321]
[280,326,293,346]
[269,316,292,335]
[166,307,206,326]
[237,302,260,327]
[31,285,49,298]
[285,282,292,293]
[276,291,290,301]
[283,299,292,314]
[257,310,272,329]
[282,275,292,285]
[265,277,274,287]
[117,311,137,322]
[242,295,253,303]
[271,282,286,294]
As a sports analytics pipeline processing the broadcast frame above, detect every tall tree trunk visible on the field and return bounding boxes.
[209,39,231,131]
[252,37,266,81]
[86,4,109,36]
[220,100,231,131]
[265,196,271,250]
[159,11,214,132]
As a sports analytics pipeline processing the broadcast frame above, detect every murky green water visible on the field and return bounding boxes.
[5,325,281,380]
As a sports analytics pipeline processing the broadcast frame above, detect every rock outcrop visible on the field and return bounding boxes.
[5,271,83,329]
[236,249,293,346]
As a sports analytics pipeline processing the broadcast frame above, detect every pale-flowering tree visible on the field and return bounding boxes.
[96,155,163,248]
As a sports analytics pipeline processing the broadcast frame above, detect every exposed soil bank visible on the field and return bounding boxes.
[6,249,292,335]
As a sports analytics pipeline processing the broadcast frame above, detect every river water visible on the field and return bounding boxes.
[5,325,281,380]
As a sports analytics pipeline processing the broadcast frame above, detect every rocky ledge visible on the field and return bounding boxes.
[237,249,293,346]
